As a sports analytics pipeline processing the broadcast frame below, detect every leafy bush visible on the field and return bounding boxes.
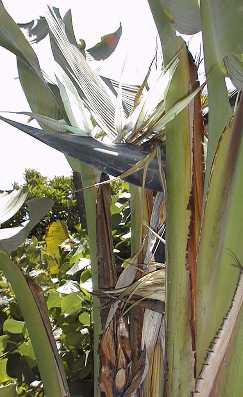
[5,169,85,237]
[0,178,131,395]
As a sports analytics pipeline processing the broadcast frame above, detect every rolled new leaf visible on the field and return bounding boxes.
[0,115,164,192]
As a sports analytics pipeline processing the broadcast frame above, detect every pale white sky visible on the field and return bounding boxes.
[0,0,203,189]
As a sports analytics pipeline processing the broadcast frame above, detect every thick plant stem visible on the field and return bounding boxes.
[79,164,102,397]
[0,251,70,397]
[129,184,145,394]
[148,1,195,396]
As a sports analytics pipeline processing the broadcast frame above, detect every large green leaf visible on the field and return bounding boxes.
[196,97,243,379]
[201,0,243,89]
[17,58,64,119]
[160,0,201,34]
[0,0,39,69]
[0,198,53,253]
[0,2,63,119]
[194,271,243,396]
[0,189,27,225]
[148,2,195,396]
[204,1,243,59]
[199,1,232,191]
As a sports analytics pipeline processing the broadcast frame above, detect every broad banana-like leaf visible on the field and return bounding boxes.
[161,0,243,89]
[196,96,243,386]
[148,2,197,395]
[0,1,64,119]
[0,114,164,192]
[194,271,243,396]
[0,198,53,253]
[200,1,233,188]
[160,0,201,34]
[0,0,39,70]
[46,7,117,138]
[0,189,27,225]
[201,0,243,89]
[17,58,64,120]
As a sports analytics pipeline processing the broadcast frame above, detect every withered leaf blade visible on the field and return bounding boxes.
[100,314,131,397]
[87,24,122,60]
[123,349,147,397]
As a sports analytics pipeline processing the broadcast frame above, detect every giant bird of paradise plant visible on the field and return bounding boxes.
[1,0,243,396]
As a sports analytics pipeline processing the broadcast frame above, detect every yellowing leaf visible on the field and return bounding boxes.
[45,220,69,274]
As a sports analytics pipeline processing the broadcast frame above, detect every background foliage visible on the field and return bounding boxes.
[3,169,85,237]
[0,170,130,396]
